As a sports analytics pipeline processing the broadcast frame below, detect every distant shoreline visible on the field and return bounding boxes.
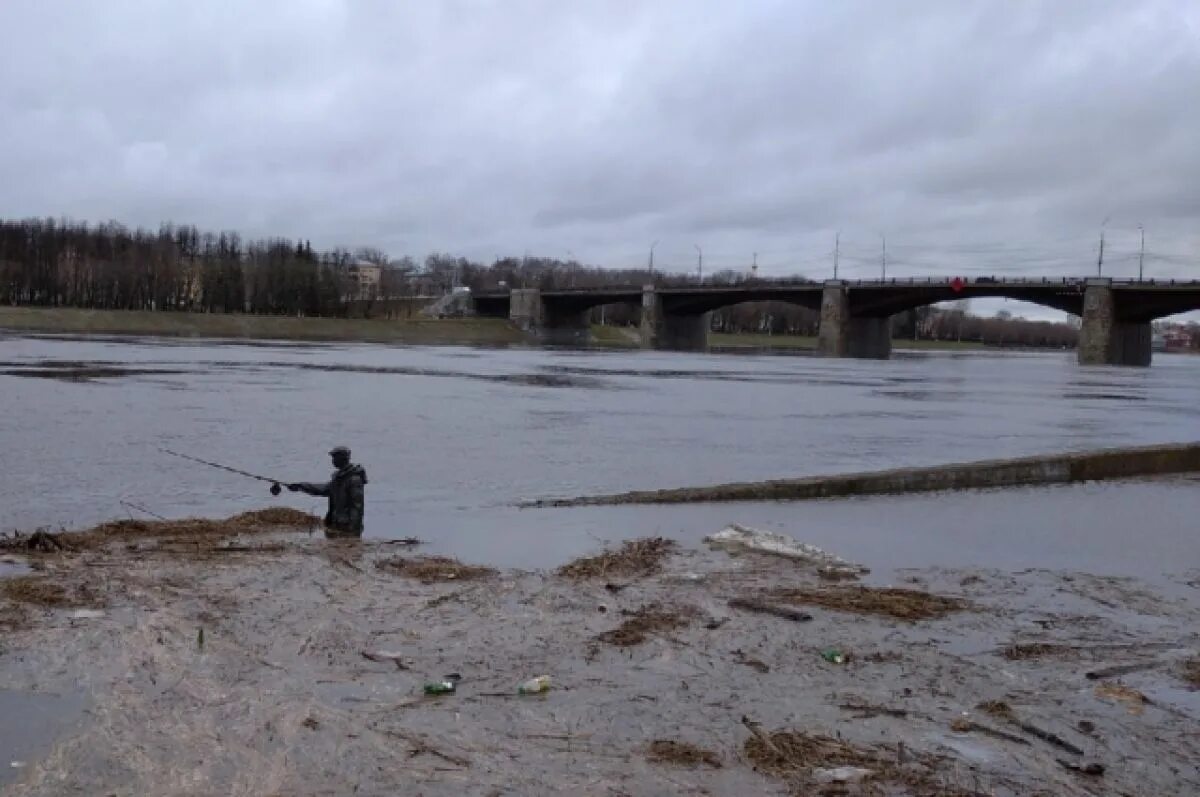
[0,306,1109,354]
[0,306,526,346]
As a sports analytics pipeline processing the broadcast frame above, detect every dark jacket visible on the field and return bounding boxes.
[296,464,367,534]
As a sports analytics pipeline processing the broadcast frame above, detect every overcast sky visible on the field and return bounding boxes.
[1,0,1198,293]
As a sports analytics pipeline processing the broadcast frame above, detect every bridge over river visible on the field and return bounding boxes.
[473,278,1200,366]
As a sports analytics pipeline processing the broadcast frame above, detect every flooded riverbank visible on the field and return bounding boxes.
[2,333,1199,792]
[1,515,1197,795]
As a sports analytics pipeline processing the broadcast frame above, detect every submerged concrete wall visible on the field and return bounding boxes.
[533,441,1200,507]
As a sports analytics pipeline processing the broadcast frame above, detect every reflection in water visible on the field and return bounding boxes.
[0,335,1198,578]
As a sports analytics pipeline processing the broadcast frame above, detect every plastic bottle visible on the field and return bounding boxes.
[820,649,847,664]
[423,680,456,695]
[518,675,551,695]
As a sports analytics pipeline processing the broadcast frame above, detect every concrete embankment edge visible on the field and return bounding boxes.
[536,441,1200,506]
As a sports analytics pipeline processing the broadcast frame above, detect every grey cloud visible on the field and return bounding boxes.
[1,0,1198,307]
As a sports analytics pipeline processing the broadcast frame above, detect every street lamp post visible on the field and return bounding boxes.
[648,240,659,279]
[1138,225,1145,281]
[694,244,702,283]
[880,233,887,281]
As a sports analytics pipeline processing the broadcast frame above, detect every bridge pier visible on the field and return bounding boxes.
[1078,279,1152,366]
[817,281,892,359]
[641,286,709,351]
[509,288,543,330]
[509,288,591,345]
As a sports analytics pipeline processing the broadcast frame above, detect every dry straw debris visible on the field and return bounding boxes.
[1,576,100,608]
[770,586,967,621]
[0,507,318,555]
[556,537,677,580]
[1181,656,1200,688]
[977,700,1016,721]
[743,723,981,796]
[1094,683,1149,715]
[376,556,496,584]
[744,728,877,776]
[596,604,696,647]
[1001,642,1074,660]
[645,740,722,768]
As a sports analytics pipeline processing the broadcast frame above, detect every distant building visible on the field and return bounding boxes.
[1163,329,1193,351]
[178,257,204,308]
[1155,322,1198,352]
[346,260,382,299]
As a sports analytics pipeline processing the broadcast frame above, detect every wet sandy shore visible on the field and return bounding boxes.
[1,517,1199,796]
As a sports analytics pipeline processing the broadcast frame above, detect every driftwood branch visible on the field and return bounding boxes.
[727,598,812,622]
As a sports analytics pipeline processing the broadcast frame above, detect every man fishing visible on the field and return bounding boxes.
[287,446,368,537]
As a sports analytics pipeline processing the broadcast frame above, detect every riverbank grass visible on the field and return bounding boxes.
[0,306,525,345]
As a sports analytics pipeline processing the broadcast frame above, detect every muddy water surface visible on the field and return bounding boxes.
[1,332,1198,577]
[0,690,86,786]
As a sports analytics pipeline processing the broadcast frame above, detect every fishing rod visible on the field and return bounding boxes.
[120,499,169,521]
[159,448,286,495]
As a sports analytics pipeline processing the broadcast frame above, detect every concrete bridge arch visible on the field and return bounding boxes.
[474,278,1200,366]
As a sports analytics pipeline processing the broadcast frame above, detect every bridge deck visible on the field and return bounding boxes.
[474,278,1200,321]
[475,277,1200,297]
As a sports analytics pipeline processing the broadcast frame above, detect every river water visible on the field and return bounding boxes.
[2,333,1198,580]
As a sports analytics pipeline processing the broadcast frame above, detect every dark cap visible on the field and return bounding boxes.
[329,446,351,457]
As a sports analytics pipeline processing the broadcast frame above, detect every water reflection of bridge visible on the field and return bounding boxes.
[473,278,1200,366]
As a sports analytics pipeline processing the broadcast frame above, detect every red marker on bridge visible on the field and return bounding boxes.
[951,277,965,293]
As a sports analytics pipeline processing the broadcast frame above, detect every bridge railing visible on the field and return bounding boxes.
[475,276,1200,295]
[842,276,1085,287]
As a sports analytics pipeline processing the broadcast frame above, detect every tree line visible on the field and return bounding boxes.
[0,218,354,315]
[0,216,1083,347]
